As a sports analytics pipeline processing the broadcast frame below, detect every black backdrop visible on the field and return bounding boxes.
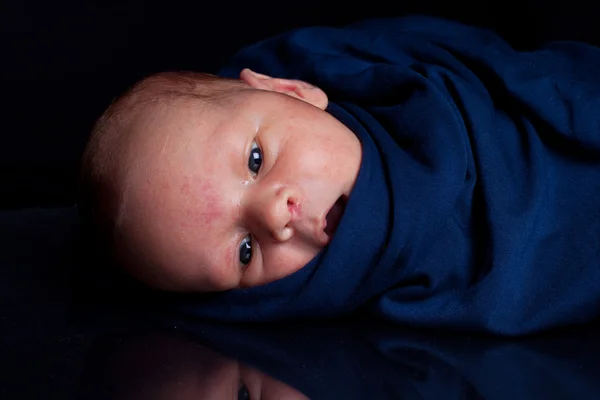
[2,0,600,209]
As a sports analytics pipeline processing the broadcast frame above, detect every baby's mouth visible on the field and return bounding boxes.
[324,196,346,238]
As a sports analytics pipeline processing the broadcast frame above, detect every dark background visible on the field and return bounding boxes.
[1,1,600,398]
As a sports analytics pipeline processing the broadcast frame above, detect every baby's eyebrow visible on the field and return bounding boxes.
[215,232,242,289]
[226,240,238,276]
[196,241,237,291]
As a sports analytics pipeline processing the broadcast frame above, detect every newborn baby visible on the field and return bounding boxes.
[81,16,600,335]
[81,69,361,292]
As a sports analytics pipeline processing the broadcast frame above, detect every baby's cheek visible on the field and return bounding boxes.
[179,177,225,230]
[262,244,317,283]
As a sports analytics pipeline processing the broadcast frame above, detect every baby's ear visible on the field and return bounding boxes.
[239,68,328,110]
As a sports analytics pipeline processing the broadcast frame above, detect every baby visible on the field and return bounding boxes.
[81,16,600,335]
[80,68,361,292]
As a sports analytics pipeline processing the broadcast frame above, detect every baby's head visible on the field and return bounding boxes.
[80,69,361,292]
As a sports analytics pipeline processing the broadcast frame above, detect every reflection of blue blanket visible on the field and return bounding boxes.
[179,16,600,335]
[184,321,600,400]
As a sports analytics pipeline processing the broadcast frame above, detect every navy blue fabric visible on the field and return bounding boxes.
[175,16,600,335]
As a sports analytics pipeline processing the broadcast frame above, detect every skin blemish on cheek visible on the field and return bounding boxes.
[179,177,225,230]
[180,181,191,196]
[161,181,172,191]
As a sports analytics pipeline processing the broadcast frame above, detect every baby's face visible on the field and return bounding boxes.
[118,72,362,291]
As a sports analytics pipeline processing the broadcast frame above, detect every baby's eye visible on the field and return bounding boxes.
[239,234,253,266]
[248,140,263,177]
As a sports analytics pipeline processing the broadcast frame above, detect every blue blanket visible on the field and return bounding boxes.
[176,16,600,335]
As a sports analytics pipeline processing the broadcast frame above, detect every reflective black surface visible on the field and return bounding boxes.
[5,313,600,399]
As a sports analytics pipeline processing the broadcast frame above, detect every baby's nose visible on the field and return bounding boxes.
[254,186,297,242]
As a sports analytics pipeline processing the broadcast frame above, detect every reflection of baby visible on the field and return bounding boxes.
[80,332,309,400]
[80,69,361,292]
